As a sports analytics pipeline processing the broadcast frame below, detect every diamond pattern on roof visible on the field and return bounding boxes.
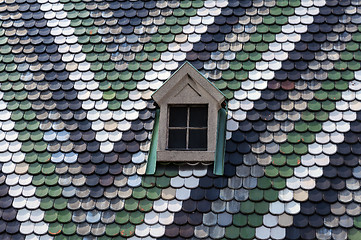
[1,0,361,239]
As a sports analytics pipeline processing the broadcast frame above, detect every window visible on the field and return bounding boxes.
[168,105,208,150]
[148,62,226,168]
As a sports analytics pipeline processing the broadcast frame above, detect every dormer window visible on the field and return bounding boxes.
[146,62,227,175]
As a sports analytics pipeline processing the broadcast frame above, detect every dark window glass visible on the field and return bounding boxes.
[168,105,208,151]
[189,129,207,149]
[190,106,208,127]
[169,107,187,127]
[168,129,186,149]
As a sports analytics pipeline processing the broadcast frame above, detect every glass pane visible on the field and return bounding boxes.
[189,129,207,150]
[168,129,186,149]
[190,106,208,127]
[169,107,187,127]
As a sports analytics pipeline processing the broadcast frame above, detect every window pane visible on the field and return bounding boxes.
[168,129,186,149]
[190,106,207,127]
[189,129,207,150]
[169,107,187,127]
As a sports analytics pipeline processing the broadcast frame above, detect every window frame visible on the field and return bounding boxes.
[167,104,208,151]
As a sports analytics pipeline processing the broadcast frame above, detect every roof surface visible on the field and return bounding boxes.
[0,0,360,239]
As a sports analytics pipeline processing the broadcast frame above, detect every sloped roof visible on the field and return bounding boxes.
[0,0,361,239]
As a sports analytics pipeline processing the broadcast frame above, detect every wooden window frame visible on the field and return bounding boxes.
[167,104,208,151]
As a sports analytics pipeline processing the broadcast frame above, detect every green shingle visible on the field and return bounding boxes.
[240,201,254,214]
[240,226,255,240]
[233,213,247,227]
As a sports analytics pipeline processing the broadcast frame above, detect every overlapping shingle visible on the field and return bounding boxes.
[1,0,361,239]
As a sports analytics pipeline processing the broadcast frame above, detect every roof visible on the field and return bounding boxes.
[152,61,226,105]
[0,0,361,239]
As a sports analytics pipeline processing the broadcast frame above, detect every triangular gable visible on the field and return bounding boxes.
[174,84,202,100]
[152,62,225,105]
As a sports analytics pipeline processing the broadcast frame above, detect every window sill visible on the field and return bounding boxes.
[157,150,215,162]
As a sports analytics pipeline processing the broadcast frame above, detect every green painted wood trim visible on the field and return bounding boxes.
[146,109,160,175]
[214,106,227,175]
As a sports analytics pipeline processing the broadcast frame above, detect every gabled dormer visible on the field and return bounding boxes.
[147,62,227,175]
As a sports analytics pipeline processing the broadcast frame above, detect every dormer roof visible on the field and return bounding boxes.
[152,62,225,105]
